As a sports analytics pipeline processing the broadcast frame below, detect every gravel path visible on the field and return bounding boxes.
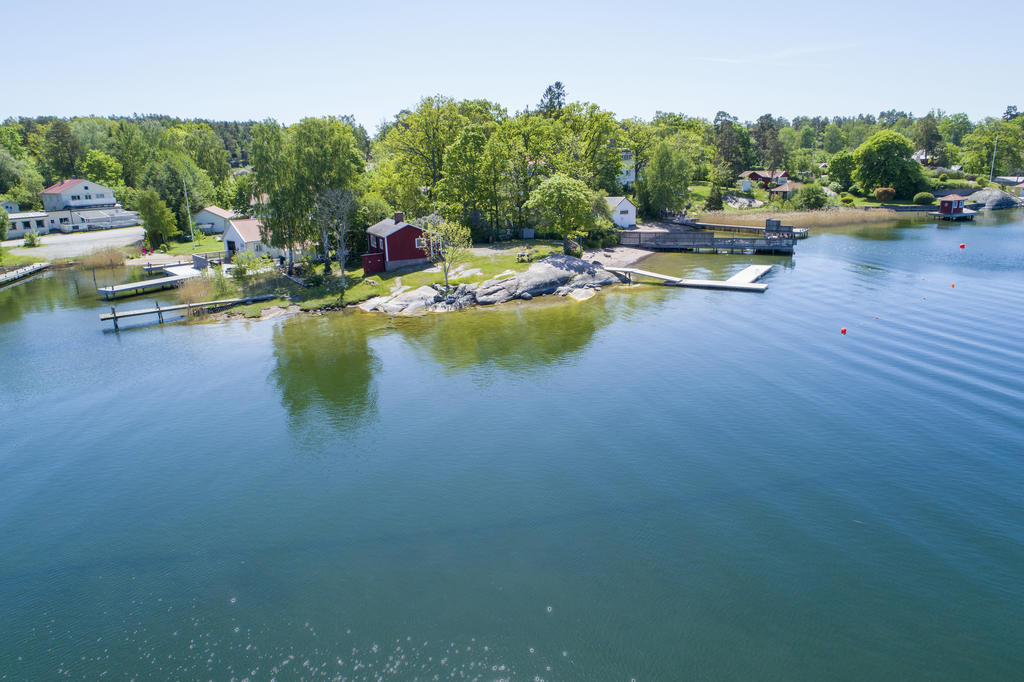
[2,227,144,259]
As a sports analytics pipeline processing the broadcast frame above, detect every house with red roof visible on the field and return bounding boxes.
[739,170,788,190]
[41,178,117,212]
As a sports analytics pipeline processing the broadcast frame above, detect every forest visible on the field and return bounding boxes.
[2,83,1021,259]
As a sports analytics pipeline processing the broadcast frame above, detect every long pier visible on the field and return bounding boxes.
[100,295,277,330]
[607,264,773,292]
[98,253,226,300]
[619,230,796,254]
[0,262,51,287]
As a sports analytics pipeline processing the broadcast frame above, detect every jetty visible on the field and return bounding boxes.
[0,262,51,287]
[620,219,800,254]
[98,252,226,299]
[607,263,773,292]
[100,295,276,330]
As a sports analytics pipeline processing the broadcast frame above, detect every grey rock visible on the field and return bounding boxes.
[520,292,532,300]
[967,188,1022,210]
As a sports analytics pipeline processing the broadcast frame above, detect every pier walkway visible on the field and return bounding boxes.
[0,262,51,287]
[100,295,276,329]
[607,263,773,292]
[98,252,227,300]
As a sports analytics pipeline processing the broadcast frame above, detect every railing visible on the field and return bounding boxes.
[619,231,795,252]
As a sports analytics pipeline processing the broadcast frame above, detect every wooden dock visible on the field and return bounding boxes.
[0,262,50,287]
[99,295,277,329]
[607,264,773,292]
[97,268,201,299]
[689,221,810,239]
[619,230,796,254]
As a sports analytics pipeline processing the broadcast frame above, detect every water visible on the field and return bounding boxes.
[2,212,1023,680]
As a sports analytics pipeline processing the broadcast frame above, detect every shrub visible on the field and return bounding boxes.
[873,187,896,202]
[848,183,865,197]
[939,173,948,182]
[913,192,935,205]
[23,231,41,247]
[975,176,987,187]
[305,272,325,287]
[581,220,619,249]
[793,183,830,210]
[210,266,234,298]
[840,195,855,205]
[827,181,844,193]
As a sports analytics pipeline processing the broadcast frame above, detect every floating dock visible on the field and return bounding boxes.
[607,264,773,292]
[621,219,801,254]
[0,262,51,287]
[98,252,226,299]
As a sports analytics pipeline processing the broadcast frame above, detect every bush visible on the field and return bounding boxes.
[975,176,987,187]
[848,183,865,197]
[939,173,948,182]
[873,187,896,202]
[305,272,325,287]
[840,195,855,205]
[913,192,935,205]
[827,181,844,193]
[793,183,830,210]
[581,220,619,249]
[22,231,41,247]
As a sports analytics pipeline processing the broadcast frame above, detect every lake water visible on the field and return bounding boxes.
[2,211,1023,680]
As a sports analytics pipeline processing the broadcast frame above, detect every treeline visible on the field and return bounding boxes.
[2,89,1022,255]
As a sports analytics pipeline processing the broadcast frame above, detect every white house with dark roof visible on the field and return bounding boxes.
[41,178,116,211]
[605,196,637,228]
[192,205,236,234]
[222,217,307,261]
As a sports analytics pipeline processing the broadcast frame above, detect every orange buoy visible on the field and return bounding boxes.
[841,328,847,335]
[960,243,965,249]
[951,283,955,288]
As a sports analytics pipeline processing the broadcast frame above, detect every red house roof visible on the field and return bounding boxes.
[940,194,968,201]
[42,178,86,194]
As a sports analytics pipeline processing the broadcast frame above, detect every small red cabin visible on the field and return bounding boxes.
[938,194,967,215]
[361,212,428,274]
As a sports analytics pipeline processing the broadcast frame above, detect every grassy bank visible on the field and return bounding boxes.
[0,248,50,266]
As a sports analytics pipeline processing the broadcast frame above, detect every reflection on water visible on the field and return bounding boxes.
[272,314,382,437]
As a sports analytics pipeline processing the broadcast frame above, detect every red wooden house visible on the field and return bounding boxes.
[362,212,429,274]
[929,194,977,222]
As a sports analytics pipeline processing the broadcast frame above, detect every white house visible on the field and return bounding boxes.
[617,150,636,188]
[41,178,117,211]
[192,205,236,234]
[2,200,18,214]
[6,211,48,238]
[222,217,305,261]
[605,196,637,228]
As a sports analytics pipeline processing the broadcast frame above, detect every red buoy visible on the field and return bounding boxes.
[841,328,847,335]
[951,283,956,288]
[960,243,965,249]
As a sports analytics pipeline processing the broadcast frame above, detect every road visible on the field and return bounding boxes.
[2,227,144,259]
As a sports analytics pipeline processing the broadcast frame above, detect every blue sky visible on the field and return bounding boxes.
[7,0,1020,131]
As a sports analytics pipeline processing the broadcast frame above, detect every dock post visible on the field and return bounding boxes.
[110,307,119,331]
[155,301,164,324]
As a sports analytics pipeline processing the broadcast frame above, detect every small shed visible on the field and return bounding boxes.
[937,194,967,215]
[605,196,637,228]
[769,181,804,200]
[223,218,287,259]
[362,212,428,274]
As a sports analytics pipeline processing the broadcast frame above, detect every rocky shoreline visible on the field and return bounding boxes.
[357,254,628,315]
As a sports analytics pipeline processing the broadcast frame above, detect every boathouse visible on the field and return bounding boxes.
[929,194,977,221]
[362,212,428,274]
[605,196,637,228]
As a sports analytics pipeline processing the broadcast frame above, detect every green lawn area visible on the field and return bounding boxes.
[227,240,565,317]
[686,182,771,211]
[0,247,50,266]
[162,233,223,256]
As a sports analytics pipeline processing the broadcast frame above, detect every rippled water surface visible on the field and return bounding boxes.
[2,211,1023,680]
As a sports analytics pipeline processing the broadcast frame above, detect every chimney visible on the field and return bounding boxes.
[393,211,404,224]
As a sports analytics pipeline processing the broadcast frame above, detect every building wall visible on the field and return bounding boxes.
[385,224,427,262]
[2,200,18,214]
[6,215,48,238]
[610,200,636,228]
[41,181,116,211]
[193,209,233,234]
[222,225,288,260]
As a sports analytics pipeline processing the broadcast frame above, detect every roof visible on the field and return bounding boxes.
[197,205,235,220]
[770,181,805,192]
[227,218,264,243]
[7,211,47,219]
[42,178,86,194]
[741,169,787,179]
[940,194,969,201]
[367,217,421,238]
[605,196,633,210]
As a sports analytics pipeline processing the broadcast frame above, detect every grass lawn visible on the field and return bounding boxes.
[225,240,565,317]
[162,234,224,256]
[0,247,50,266]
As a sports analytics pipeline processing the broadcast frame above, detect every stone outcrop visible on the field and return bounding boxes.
[967,188,1023,210]
[358,254,627,315]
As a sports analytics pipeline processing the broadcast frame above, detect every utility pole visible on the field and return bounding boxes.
[182,177,196,248]
[989,133,999,182]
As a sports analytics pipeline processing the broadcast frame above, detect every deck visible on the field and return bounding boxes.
[619,230,796,254]
[0,262,51,287]
[607,264,773,292]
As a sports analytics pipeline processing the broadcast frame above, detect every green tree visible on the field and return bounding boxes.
[0,205,8,243]
[438,124,492,234]
[82,149,124,188]
[799,125,816,149]
[792,183,829,210]
[822,124,846,154]
[420,215,471,292]
[525,173,599,252]
[853,130,925,197]
[0,125,26,159]
[641,139,692,217]
[537,81,566,118]
[961,119,1024,177]
[914,114,942,157]
[828,150,856,188]
[250,120,300,272]
[139,151,216,232]
[937,113,972,146]
[180,122,232,185]
[137,187,179,247]
[42,120,82,181]
[111,121,148,187]
[378,96,466,202]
